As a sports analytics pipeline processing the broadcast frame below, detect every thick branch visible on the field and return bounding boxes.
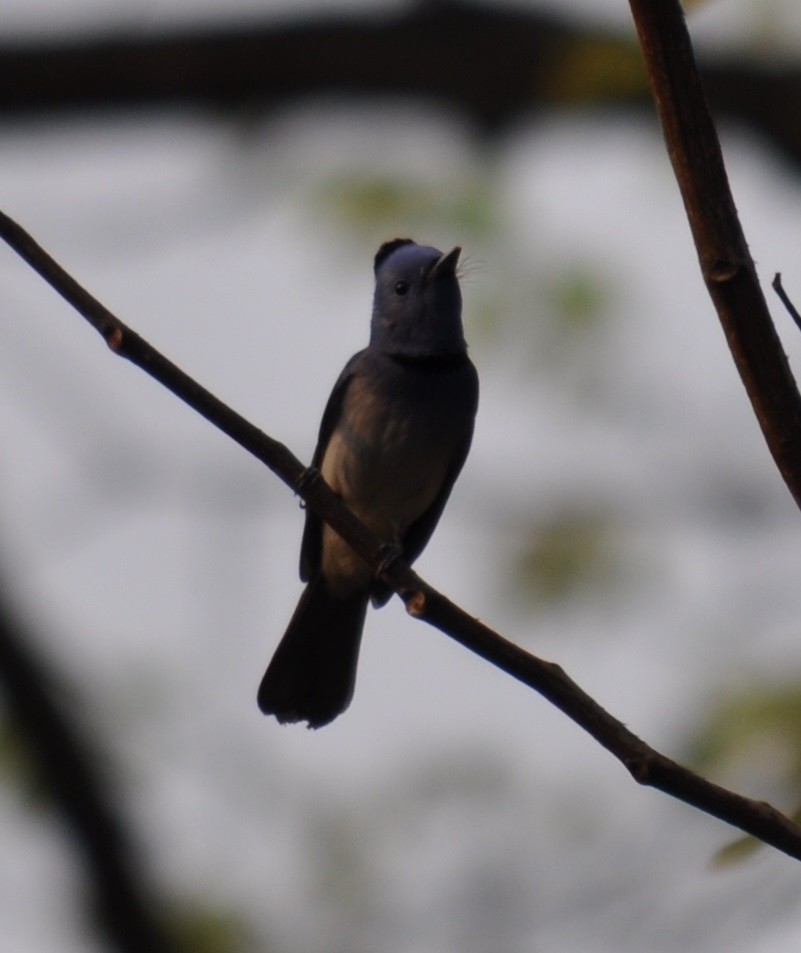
[3,209,801,861]
[628,0,801,509]
[0,585,181,953]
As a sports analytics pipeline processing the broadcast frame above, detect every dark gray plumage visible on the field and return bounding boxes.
[258,239,479,727]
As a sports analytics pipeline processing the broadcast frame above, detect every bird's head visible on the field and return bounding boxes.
[370,239,466,358]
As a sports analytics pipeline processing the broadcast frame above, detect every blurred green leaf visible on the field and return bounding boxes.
[712,832,764,867]
[688,680,801,865]
[315,173,496,237]
[546,37,646,102]
[0,717,54,807]
[712,803,801,868]
[513,509,618,607]
[546,266,610,335]
[688,681,801,782]
[170,905,252,953]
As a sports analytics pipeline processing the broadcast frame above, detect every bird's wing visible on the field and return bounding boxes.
[299,350,364,581]
[369,358,478,607]
[367,420,474,608]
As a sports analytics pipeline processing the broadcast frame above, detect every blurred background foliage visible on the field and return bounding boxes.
[512,509,620,608]
[690,679,801,864]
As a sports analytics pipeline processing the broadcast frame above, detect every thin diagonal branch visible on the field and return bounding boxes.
[3,210,801,862]
[628,0,801,508]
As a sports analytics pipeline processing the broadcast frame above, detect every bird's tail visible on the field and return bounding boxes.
[258,575,369,728]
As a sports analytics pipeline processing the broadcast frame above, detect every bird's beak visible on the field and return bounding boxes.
[424,246,461,284]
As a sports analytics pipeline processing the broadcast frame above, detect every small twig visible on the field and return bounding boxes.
[772,273,801,334]
[4,209,801,861]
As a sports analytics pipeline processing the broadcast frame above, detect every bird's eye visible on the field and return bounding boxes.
[394,280,409,296]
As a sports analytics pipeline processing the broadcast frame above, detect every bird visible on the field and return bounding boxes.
[258,238,479,728]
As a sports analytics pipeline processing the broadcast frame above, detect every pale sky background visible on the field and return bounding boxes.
[3,2,801,952]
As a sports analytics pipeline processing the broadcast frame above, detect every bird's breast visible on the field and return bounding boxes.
[321,365,468,536]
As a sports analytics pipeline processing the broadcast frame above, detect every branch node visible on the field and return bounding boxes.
[405,590,427,617]
[106,326,124,353]
[704,258,740,283]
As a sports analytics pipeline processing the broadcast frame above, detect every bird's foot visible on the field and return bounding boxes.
[376,541,403,576]
[294,466,321,505]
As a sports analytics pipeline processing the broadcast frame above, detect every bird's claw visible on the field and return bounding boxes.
[377,542,403,576]
[295,466,321,505]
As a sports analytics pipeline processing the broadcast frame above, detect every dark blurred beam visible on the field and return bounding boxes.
[1,0,800,165]
[0,3,584,125]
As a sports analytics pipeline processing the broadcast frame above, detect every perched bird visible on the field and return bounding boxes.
[258,238,479,727]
